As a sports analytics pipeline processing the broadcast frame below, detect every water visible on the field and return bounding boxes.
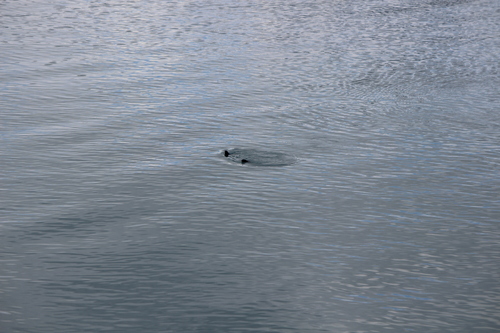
[1,0,500,332]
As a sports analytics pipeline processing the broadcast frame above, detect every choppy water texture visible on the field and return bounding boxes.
[1,0,500,332]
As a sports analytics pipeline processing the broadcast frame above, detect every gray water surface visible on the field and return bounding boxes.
[1,0,500,332]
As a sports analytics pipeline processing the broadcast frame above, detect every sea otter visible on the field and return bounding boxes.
[224,148,295,167]
[225,150,248,164]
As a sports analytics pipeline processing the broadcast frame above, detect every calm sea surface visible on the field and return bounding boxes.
[1,0,500,332]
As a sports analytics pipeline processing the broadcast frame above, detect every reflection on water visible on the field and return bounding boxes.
[1,0,499,332]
